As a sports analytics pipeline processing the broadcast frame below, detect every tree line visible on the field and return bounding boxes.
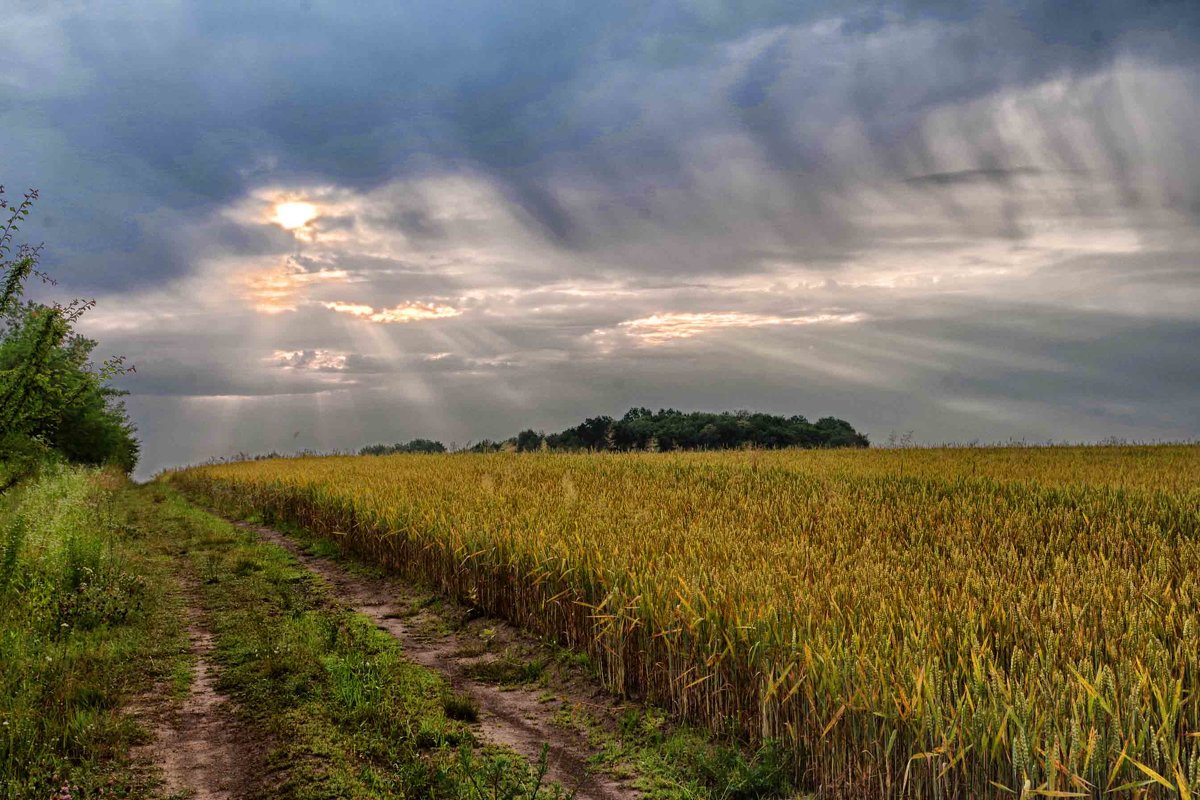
[0,187,138,487]
[499,408,869,452]
[362,408,869,455]
[359,438,447,456]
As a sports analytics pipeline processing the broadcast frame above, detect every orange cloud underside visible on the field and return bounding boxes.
[245,261,351,313]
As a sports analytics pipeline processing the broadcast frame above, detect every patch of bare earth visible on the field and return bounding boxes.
[237,520,640,800]
[132,602,264,800]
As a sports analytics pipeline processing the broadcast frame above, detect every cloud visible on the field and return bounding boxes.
[5,2,1197,289]
[245,259,353,313]
[620,311,866,343]
[321,300,463,324]
[903,167,1048,186]
[4,2,1199,477]
[269,349,350,371]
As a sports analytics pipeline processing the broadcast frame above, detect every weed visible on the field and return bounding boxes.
[0,515,25,591]
[458,743,575,800]
[0,468,188,799]
[465,655,546,686]
[443,691,481,723]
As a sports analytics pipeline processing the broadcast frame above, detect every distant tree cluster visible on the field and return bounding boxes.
[359,438,447,456]
[470,408,869,453]
[0,186,138,486]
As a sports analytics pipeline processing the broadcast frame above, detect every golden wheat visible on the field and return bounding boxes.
[166,445,1200,798]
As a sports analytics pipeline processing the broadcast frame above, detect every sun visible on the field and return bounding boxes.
[273,201,319,230]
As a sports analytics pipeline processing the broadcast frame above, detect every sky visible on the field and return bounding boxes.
[3,1,1198,477]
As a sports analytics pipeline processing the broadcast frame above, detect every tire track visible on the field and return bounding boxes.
[132,602,262,800]
[233,518,639,800]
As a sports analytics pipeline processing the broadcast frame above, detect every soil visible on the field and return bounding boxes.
[236,519,641,800]
[131,604,264,799]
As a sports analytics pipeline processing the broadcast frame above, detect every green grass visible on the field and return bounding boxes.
[127,483,577,800]
[442,691,481,723]
[464,653,548,686]
[545,701,793,800]
[0,467,189,800]
[0,471,598,799]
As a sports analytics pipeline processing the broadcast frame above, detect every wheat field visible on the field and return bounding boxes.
[166,446,1200,798]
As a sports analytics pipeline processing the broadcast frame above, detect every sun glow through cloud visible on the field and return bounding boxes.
[273,201,319,230]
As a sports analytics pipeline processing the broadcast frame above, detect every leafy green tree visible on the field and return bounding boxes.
[0,186,138,483]
[515,429,544,452]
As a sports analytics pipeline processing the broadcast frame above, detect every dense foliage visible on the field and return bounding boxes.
[359,438,447,456]
[171,446,1200,799]
[0,186,137,483]
[0,468,182,798]
[472,407,869,452]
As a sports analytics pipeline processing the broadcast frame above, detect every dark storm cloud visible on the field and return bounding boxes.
[5,1,1199,476]
[6,0,1198,288]
[904,168,1049,186]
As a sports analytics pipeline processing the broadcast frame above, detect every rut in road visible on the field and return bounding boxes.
[132,603,263,800]
[233,518,641,800]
